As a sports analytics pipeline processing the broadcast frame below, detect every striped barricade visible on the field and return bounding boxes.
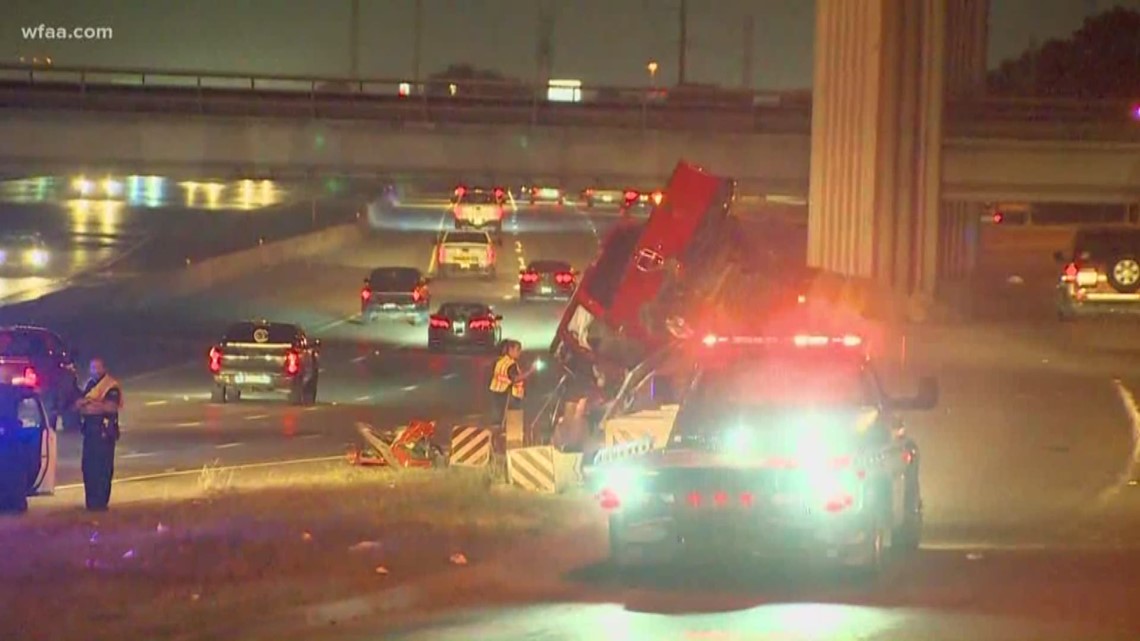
[448,425,492,467]
[603,404,679,448]
[507,446,581,494]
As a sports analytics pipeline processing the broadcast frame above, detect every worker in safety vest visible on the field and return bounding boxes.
[73,357,121,511]
[489,340,535,427]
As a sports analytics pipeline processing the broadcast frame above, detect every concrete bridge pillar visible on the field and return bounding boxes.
[807,0,987,312]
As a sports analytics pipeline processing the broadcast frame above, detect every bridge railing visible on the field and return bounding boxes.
[0,64,1135,138]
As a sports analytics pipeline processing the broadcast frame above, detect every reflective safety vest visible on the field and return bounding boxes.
[490,356,524,399]
[85,375,123,408]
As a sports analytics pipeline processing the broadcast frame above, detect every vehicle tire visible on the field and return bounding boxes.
[1108,255,1140,293]
[210,384,228,404]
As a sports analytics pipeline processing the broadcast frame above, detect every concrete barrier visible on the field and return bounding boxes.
[121,221,366,305]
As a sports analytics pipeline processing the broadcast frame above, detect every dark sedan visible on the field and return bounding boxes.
[428,302,502,352]
[519,260,577,302]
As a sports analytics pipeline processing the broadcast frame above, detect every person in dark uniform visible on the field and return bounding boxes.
[74,357,121,511]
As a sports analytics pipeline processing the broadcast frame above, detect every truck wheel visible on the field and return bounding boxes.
[210,384,228,404]
[849,520,887,581]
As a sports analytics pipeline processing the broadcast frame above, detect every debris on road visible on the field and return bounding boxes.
[449,553,468,565]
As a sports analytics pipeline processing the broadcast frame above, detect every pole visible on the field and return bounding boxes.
[412,0,423,83]
[349,0,360,78]
[678,0,688,85]
[741,15,754,88]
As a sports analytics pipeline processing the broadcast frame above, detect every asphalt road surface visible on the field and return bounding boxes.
[18,199,1140,638]
[0,174,359,304]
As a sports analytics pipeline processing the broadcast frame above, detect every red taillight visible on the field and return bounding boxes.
[468,318,493,331]
[208,347,222,373]
[284,350,300,376]
[437,245,445,264]
[584,188,595,195]
[712,491,729,507]
[17,367,38,387]
[412,288,423,303]
[824,493,855,513]
[623,190,637,201]
[598,488,621,511]
[992,212,1003,224]
[453,185,466,198]
[739,492,754,507]
[555,272,574,285]
[361,287,371,301]
[520,272,539,283]
[493,187,505,200]
[487,245,495,263]
[429,316,451,329]
[686,491,702,507]
[1063,262,1079,279]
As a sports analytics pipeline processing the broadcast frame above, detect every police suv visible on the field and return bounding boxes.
[595,331,938,577]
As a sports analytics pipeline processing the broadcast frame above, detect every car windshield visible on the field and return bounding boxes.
[369,267,421,289]
[444,232,489,244]
[528,260,571,273]
[460,191,497,205]
[223,323,296,344]
[0,330,51,357]
[439,303,490,317]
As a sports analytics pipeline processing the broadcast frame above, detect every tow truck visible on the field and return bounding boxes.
[593,330,937,576]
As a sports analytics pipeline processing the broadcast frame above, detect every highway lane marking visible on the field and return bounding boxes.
[54,455,346,490]
[401,385,417,391]
[215,442,242,449]
[351,355,369,363]
[120,452,157,459]
[244,414,270,421]
[175,421,203,427]
[144,400,168,407]
[354,394,371,401]
[1098,378,1140,505]
[297,434,323,440]
[443,373,458,380]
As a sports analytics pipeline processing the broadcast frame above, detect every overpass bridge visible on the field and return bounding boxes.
[0,64,1137,205]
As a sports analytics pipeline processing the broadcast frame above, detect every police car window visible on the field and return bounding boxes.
[223,323,297,344]
[444,231,489,244]
[460,191,496,205]
[369,267,421,288]
[0,331,50,357]
[17,397,42,429]
[694,359,875,408]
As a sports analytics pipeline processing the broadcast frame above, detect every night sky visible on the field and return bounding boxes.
[5,0,1140,89]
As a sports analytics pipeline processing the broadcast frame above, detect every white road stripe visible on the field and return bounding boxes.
[1098,378,1140,505]
[174,421,203,427]
[120,452,157,459]
[351,355,368,363]
[354,394,371,401]
[244,414,270,421]
[215,442,242,449]
[401,385,417,391]
[442,373,458,380]
[144,400,168,407]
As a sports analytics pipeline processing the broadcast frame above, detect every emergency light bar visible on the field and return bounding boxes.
[701,333,863,348]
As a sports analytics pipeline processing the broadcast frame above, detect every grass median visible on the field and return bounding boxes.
[0,461,588,641]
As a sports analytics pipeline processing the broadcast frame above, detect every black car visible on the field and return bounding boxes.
[208,321,320,405]
[427,302,503,352]
[519,260,577,302]
[596,332,938,577]
[362,267,431,324]
[0,326,79,430]
[0,232,51,274]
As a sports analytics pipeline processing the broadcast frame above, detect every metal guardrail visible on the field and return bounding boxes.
[0,64,1135,138]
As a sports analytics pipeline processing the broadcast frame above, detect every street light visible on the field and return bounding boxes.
[647,61,659,88]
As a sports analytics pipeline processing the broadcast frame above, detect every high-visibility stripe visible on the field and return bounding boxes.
[449,426,491,467]
[507,446,556,493]
[490,356,513,393]
[594,436,653,466]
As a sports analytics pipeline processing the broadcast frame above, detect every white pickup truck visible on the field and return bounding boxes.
[435,230,497,279]
[453,188,505,231]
